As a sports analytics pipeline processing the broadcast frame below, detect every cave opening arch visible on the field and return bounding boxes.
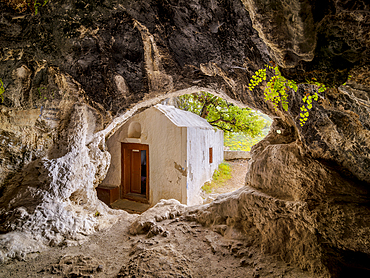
[95,86,274,211]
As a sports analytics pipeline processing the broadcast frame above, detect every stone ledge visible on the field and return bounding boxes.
[224,150,251,160]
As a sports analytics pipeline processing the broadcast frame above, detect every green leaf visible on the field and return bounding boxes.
[248,64,323,126]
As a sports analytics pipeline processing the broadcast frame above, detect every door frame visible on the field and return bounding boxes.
[121,143,149,203]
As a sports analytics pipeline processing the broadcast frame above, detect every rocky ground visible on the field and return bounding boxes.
[0,160,313,278]
[0,211,311,278]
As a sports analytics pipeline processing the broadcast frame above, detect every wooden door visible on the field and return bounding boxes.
[121,143,149,202]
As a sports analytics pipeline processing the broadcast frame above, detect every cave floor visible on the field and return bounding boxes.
[111,199,151,214]
[0,215,312,278]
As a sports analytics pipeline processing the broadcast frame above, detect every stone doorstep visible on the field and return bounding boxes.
[111,198,151,214]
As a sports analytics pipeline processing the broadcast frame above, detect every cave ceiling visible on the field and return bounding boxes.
[0,0,370,275]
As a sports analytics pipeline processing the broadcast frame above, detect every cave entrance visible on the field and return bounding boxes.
[98,101,224,211]
[97,88,271,212]
[172,91,272,203]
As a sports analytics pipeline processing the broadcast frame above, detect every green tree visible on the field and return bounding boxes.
[178,91,266,137]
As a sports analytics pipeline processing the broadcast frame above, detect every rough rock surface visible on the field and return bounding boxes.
[0,201,312,277]
[0,0,370,277]
[117,244,194,278]
[129,199,187,236]
[242,0,370,86]
[48,254,104,277]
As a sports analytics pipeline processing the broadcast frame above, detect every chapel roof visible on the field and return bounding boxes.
[155,104,214,129]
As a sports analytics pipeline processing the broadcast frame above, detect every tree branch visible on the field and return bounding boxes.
[210,123,233,132]
[209,117,235,125]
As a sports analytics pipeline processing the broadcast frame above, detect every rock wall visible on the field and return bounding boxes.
[242,0,370,86]
[0,0,369,276]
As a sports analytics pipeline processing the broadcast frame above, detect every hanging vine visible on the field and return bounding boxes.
[248,62,327,126]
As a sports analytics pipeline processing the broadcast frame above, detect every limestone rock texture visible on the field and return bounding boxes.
[242,0,370,86]
[0,0,369,277]
[117,244,194,278]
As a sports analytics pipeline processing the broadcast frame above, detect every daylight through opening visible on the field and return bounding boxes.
[97,90,271,213]
[168,91,272,204]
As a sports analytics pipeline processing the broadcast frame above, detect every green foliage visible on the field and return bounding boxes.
[225,129,270,152]
[0,79,4,103]
[308,78,327,93]
[298,77,326,126]
[247,68,267,91]
[224,113,271,151]
[224,132,260,151]
[4,0,49,14]
[299,90,318,126]
[178,92,267,137]
[248,64,298,112]
[33,0,49,15]
[201,162,232,193]
[265,65,297,112]
[342,75,352,86]
[37,87,47,99]
[248,63,327,126]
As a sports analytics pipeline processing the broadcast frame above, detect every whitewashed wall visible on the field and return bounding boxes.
[103,108,187,205]
[103,106,223,206]
[186,127,224,205]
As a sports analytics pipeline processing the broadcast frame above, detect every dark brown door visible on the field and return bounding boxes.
[121,143,149,202]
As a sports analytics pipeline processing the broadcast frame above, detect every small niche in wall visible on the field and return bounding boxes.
[128,121,141,138]
[209,147,213,164]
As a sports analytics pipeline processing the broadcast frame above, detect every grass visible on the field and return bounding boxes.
[201,162,232,194]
